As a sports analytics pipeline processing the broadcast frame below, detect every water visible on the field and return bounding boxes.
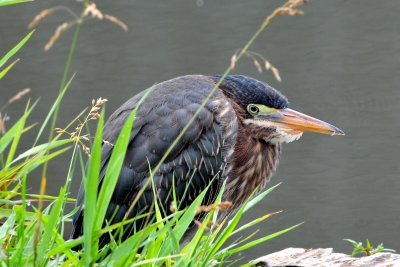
[1,0,400,262]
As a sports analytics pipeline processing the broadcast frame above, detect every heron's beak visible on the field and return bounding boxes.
[270,108,345,136]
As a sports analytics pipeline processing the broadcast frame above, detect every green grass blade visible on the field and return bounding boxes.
[0,0,32,6]
[47,237,83,256]
[130,255,183,267]
[203,185,281,263]
[243,183,280,213]
[239,262,256,267]
[0,120,22,155]
[0,207,41,220]
[0,101,36,155]
[223,223,303,257]
[159,187,208,257]
[93,109,136,235]
[36,186,67,266]
[83,111,104,266]
[16,173,27,240]
[34,74,75,145]
[0,58,19,79]
[11,139,72,164]
[0,210,16,243]
[178,182,226,264]
[0,30,33,68]
[204,206,246,262]
[0,102,37,177]
[0,147,71,182]
[100,223,160,267]
[4,101,35,167]
[231,211,281,236]
[94,88,153,239]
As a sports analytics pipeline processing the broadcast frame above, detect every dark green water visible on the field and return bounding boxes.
[1,0,400,262]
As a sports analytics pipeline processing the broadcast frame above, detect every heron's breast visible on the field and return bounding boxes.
[224,137,281,208]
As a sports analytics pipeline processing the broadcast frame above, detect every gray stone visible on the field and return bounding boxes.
[254,248,400,267]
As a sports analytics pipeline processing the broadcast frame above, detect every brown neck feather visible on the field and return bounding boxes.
[224,124,281,207]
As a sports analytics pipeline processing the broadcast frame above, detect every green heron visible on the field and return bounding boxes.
[71,75,344,246]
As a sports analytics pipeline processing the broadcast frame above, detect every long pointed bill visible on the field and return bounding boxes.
[270,108,345,136]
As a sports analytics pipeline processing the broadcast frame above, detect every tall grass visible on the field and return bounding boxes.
[0,0,307,266]
[0,98,301,266]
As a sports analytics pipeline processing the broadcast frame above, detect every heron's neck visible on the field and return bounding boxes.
[224,128,281,207]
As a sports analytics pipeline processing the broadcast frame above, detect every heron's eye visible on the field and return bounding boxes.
[247,104,277,116]
[247,104,259,115]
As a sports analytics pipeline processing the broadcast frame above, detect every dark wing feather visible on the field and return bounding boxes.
[71,75,237,244]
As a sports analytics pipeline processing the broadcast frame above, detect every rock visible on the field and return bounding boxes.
[254,248,400,267]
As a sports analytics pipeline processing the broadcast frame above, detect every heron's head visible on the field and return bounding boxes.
[211,75,344,145]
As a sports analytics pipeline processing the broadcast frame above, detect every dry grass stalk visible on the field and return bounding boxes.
[104,14,128,32]
[28,8,55,29]
[31,2,128,51]
[259,56,281,82]
[55,125,92,156]
[253,58,263,73]
[89,97,107,120]
[0,88,31,135]
[273,7,304,16]
[264,60,271,70]
[271,66,282,82]
[231,49,282,82]
[288,0,309,8]
[0,113,9,135]
[55,97,107,157]
[230,53,238,70]
[261,0,306,29]
[8,88,31,104]
[194,220,220,231]
[169,201,177,213]
[103,139,114,147]
[196,201,232,214]
[83,4,128,32]
[45,22,74,51]
[83,2,103,19]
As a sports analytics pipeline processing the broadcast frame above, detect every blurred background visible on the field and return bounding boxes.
[1,0,400,261]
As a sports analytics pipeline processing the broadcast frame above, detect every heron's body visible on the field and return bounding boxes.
[71,75,343,246]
